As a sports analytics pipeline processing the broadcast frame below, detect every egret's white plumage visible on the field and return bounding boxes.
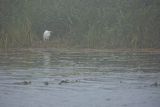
[43,30,52,41]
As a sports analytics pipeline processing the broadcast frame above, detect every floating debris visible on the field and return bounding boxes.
[150,82,159,87]
[106,98,111,101]
[44,81,49,85]
[75,80,80,82]
[59,80,69,85]
[58,79,80,85]
[14,81,31,85]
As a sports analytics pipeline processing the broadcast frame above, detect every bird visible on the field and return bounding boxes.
[43,30,52,41]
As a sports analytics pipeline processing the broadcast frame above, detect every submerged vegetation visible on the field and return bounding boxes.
[0,0,160,49]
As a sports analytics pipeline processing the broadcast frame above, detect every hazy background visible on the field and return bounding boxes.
[0,0,160,48]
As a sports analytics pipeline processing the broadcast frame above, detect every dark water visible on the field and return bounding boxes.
[0,49,160,107]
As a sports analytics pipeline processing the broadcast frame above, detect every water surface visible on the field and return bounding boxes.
[0,49,160,107]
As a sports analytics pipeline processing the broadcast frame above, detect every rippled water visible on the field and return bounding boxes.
[0,49,160,107]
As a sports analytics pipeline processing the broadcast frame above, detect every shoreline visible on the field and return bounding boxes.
[1,47,160,54]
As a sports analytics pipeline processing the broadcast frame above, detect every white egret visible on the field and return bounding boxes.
[43,30,52,41]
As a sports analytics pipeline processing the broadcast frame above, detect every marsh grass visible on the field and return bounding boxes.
[0,18,34,49]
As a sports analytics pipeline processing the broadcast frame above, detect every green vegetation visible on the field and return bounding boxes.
[0,0,160,49]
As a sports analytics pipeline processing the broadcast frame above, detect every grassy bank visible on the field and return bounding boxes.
[0,0,160,49]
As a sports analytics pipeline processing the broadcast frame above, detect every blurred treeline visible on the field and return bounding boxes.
[0,0,160,48]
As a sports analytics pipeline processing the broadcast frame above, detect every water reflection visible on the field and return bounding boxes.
[42,52,51,69]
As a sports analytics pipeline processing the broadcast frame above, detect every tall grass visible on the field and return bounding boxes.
[0,0,160,49]
[0,18,34,48]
